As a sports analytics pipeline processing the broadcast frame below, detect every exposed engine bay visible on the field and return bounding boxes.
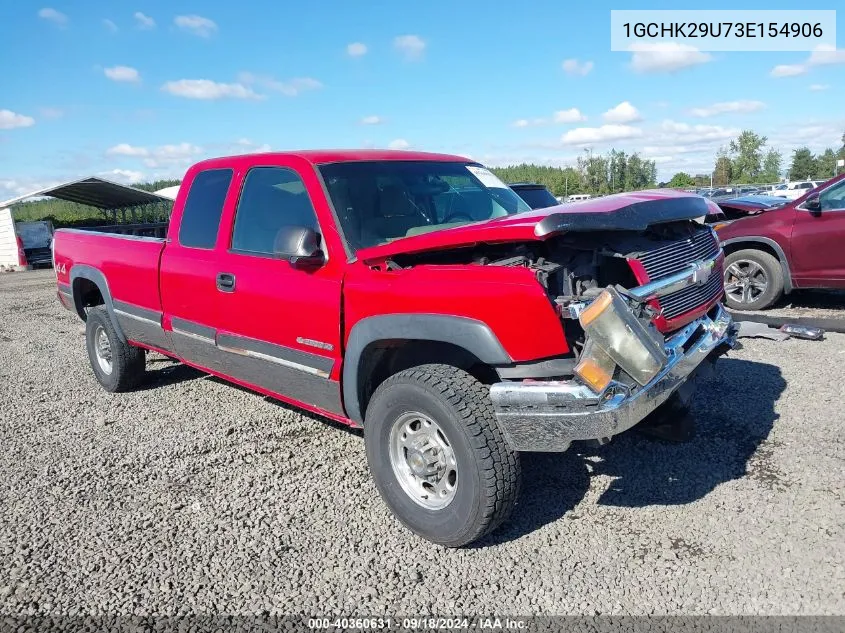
[380,220,722,378]
[385,219,712,305]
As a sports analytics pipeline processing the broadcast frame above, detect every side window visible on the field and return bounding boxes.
[819,180,845,211]
[178,169,233,249]
[231,167,320,255]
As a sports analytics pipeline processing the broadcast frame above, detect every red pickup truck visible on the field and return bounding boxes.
[716,173,845,310]
[53,150,736,546]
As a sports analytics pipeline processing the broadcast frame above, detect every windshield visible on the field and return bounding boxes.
[512,186,559,209]
[319,161,531,251]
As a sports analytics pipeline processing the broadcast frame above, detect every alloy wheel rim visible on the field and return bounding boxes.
[724,260,768,305]
[94,325,113,374]
[388,411,458,510]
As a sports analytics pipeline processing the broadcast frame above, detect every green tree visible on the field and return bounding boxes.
[713,147,733,186]
[729,130,767,182]
[814,148,837,180]
[760,149,782,182]
[668,172,695,188]
[789,147,817,181]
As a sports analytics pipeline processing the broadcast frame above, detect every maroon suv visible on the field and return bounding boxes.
[716,173,845,310]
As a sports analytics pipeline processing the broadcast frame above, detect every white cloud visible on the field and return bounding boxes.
[0,110,35,130]
[561,124,643,145]
[388,139,410,150]
[134,12,155,29]
[808,44,845,66]
[360,115,383,125]
[161,79,262,100]
[809,84,830,91]
[143,143,203,168]
[347,42,367,57]
[98,169,145,184]
[106,143,149,157]
[39,107,64,119]
[602,101,641,124]
[657,120,738,143]
[393,35,426,60]
[104,65,141,83]
[561,59,593,76]
[513,109,585,128]
[553,108,587,123]
[770,45,845,78]
[688,100,766,118]
[629,42,712,74]
[174,15,217,37]
[770,64,806,78]
[228,138,271,154]
[238,73,322,96]
[102,19,118,32]
[38,8,68,26]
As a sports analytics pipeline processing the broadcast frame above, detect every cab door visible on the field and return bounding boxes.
[790,178,845,287]
[160,167,235,372]
[212,162,345,415]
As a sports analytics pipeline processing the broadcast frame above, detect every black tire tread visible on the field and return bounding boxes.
[86,306,146,392]
[370,363,521,545]
[724,248,784,311]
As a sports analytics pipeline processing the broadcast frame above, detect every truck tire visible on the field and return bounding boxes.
[85,306,146,392]
[364,364,521,547]
[723,249,784,311]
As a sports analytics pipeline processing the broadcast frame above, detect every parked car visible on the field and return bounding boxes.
[507,182,559,209]
[716,174,845,310]
[771,180,820,200]
[566,193,593,202]
[15,220,54,267]
[53,150,736,546]
[707,196,790,222]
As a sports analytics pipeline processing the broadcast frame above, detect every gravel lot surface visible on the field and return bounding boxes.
[1,270,843,617]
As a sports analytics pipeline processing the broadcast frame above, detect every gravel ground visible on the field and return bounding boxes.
[1,269,843,617]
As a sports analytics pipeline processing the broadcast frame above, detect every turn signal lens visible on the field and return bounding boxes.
[579,290,612,326]
[574,340,615,393]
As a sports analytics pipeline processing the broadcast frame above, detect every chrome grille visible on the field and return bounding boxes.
[657,272,723,319]
[635,228,723,321]
[638,229,720,280]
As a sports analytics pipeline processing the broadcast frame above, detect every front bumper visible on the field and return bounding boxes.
[489,303,737,452]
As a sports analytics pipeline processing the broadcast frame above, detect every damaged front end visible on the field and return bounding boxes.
[362,200,738,452]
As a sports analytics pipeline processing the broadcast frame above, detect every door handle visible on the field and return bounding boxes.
[216,272,236,292]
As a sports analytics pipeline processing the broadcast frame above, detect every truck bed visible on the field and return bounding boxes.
[53,229,166,315]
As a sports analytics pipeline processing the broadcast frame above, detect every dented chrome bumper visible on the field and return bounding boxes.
[489,304,737,452]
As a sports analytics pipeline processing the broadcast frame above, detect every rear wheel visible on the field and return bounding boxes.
[364,364,521,547]
[723,249,784,311]
[85,306,146,392]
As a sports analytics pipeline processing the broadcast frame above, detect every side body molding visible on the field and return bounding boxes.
[342,314,512,423]
[69,265,126,341]
[720,236,794,293]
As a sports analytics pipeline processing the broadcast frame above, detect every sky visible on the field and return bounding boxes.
[1,0,843,199]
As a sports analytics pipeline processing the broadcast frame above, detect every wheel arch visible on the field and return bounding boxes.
[721,237,793,293]
[69,265,127,342]
[342,314,511,424]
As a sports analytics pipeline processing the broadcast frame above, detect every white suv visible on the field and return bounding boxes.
[771,181,820,200]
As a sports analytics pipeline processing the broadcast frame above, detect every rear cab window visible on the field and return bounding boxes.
[178,168,234,249]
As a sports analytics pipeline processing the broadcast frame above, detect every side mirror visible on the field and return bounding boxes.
[804,193,821,215]
[273,225,326,270]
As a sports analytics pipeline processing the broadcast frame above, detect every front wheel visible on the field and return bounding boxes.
[723,249,784,311]
[364,364,521,547]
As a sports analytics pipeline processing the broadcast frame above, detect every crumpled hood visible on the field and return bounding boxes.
[357,189,711,263]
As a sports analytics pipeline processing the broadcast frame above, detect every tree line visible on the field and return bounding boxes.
[668,130,845,188]
[491,150,658,197]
